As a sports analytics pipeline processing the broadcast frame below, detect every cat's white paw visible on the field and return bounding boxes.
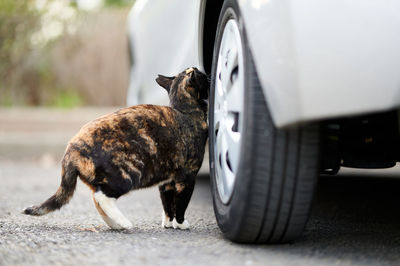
[94,190,133,230]
[172,218,190,230]
[116,218,134,230]
[162,213,173,228]
[102,213,133,230]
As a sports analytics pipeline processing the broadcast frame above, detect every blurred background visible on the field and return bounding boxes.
[0,0,135,162]
[0,0,134,108]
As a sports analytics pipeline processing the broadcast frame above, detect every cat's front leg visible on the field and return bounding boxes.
[159,182,175,228]
[173,179,195,230]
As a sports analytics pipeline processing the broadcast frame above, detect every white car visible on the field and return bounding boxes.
[126,0,400,243]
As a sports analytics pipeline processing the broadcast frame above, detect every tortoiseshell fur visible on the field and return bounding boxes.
[24,68,209,230]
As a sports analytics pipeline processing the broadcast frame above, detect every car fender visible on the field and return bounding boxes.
[239,0,400,127]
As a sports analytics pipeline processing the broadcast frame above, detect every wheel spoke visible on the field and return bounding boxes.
[215,125,235,195]
[221,148,235,194]
[215,127,226,163]
[222,52,238,91]
[219,25,234,61]
[225,77,243,113]
[225,128,241,173]
[219,26,239,94]
[214,80,224,107]
[213,109,224,129]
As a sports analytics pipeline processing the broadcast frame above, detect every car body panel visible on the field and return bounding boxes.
[127,0,400,127]
[127,0,202,106]
[239,0,400,126]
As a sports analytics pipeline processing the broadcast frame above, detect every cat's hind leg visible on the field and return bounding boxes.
[173,179,195,230]
[159,182,175,228]
[92,189,133,230]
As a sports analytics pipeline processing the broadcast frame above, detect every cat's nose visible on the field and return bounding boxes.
[186,67,196,74]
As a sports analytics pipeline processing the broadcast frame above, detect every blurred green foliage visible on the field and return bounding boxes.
[0,0,83,107]
[0,0,40,104]
[52,90,83,108]
[0,1,39,69]
[105,0,135,7]
[0,0,129,108]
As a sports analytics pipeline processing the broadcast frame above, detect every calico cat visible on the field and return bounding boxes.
[24,67,209,230]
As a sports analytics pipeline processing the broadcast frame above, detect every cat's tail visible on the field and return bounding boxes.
[23,158,78,216]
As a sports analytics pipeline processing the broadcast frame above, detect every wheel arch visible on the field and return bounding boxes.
[201,0,224,74]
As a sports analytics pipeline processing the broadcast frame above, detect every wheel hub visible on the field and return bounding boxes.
[212,19,245,204]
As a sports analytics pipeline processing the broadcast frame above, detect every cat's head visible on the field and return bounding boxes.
[156,67,209,110]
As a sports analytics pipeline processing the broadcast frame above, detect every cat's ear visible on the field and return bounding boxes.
[156,75,174,92]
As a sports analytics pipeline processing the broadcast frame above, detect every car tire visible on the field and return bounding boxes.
[209,0,320,243]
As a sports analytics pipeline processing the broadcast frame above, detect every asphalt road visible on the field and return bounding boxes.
[1,161,400,266]
[1,108,400,265]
